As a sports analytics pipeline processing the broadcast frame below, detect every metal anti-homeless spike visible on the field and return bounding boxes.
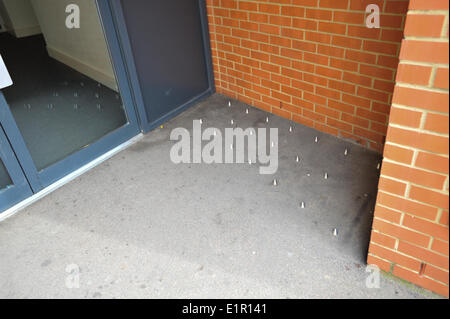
[344,148,348,156]
[296,155,300,162]
[314,136,318,143]
[324,172,328,179]
[377,162,381,170]
[333,228,338,236]
[272,179,278,186]
[289,126,293,132]
[199,119,203,124]
[245,108,249,114]
[266,116,269,123]
[230,119,234,125]
[228,101,231,107]
[300,201,305,208]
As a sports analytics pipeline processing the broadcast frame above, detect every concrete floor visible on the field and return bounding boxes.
[0,94,437,298]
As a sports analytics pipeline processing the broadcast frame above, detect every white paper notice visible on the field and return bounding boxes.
[0,54,13,89]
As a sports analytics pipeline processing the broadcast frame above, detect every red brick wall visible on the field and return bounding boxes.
[368,1,449,297]
[206,0,409,152]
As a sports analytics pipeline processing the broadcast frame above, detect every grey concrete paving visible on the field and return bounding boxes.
[0,94,438,298]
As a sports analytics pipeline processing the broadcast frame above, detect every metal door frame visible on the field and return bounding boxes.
[104,0,216,133]
[0,124,33,212]
[0,0,141,193]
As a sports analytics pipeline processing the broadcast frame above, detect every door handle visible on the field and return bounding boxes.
[0,54,12,89]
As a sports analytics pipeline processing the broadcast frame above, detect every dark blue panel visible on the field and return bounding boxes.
[111,0,214,131]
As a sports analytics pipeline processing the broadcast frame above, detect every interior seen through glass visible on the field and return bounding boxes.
[0,158,12,190]
[0,0,128,171]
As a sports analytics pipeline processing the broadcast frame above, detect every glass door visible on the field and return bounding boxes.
[109,0,214,131]
[0,0,140,193]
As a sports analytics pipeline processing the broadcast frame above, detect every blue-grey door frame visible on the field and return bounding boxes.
[106,0,216,133]
[0,0,141,193]
[0,124,33,212]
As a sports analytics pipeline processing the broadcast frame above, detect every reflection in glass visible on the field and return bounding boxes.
[0,0,127,171]
[0,159,13,190]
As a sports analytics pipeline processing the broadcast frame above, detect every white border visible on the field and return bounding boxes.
[0,133,143,222]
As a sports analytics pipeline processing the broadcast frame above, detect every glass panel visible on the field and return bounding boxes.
[120,0,209,123]
[0,158,13,190]
[0,0,127,171]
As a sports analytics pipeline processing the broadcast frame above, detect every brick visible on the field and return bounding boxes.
[377,55,399,68]
[328,99,355,114]
[360,64,394,81]
[385,1,409,14]
[415,152,449,174]
[398,240,449,270]
[409,0,449,10]
[317,45,345,58]
[305,31,331,44]
[374,204,402,224]
[333,11,364,24]
[357,87,389,103]
[400,40,449,64]
[372,217,431,248]
[388,107,422,128]
[393,265,449,297]
[345,50,377,64]
[330,58,358,72]
[281,6,305,18]
[363,40,399,55]
[403,214,449,242]
[424,264,449,286]
[404,14,446,38]
[432,238,449,256]
[332,35,362,49]
[306,8,332,21]
[424,113,449,135]
[370,231,397,249]
[315,66,342,80]
[318,22,347,35]
[396,64,432,86]
[341,113,369,128]
[409,186,449,210]
[369,242,421,271]
[393,87,449,113]
[386,126,449,155]
[439,211,449,226]
[367,254,392,272]
[259,3,280,15]
[434,68,449,90]
[382,161,447,190]
[343,72,372,87]
[383,144,414,164]
[378,177,407,196]
[292,18,318,30]
[348,25,381,40]
[378,191,438,221]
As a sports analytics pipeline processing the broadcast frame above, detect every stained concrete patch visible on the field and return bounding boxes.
[0,94,438,299]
